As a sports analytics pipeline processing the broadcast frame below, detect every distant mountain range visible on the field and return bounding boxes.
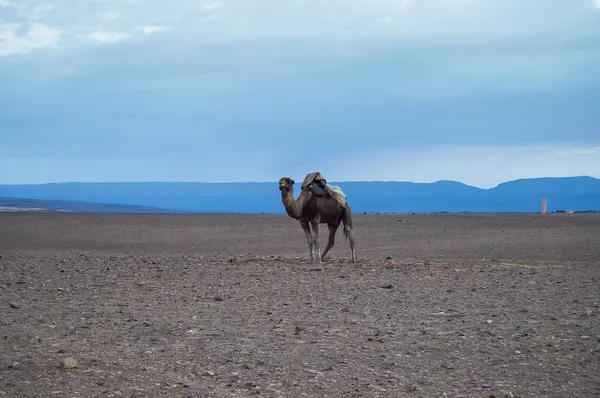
[0,197,189,214]
[0,176,598,213]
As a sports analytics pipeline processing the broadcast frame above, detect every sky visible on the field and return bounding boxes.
[1,0,599,188]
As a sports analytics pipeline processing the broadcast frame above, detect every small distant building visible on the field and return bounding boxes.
[541,197,547,214]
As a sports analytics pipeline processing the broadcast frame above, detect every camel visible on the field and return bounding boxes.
[278,173,356,263]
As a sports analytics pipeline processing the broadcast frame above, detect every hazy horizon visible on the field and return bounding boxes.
[2,0,599,187]
[1,174,598,191]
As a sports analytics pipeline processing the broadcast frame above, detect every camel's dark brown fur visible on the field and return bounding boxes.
[279,175,356,263]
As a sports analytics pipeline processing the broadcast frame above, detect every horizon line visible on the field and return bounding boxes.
[0,175,597,190]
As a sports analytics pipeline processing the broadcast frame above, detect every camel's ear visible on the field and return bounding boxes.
[291,179,295,185]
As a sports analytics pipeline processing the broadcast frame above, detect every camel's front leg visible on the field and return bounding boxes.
[310,219,321,263]
[300,220,314,262]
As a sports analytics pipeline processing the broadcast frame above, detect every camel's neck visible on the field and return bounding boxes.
[281,189,299,219]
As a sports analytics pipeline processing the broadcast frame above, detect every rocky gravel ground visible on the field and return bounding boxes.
[1,212,599,397]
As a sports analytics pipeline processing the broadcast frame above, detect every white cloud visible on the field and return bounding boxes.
[0,0,18,8]
[87,31,129,43]
[136,25,169,34]
[0,23,61,56]
[1,0,599,52]
[555,148,600,155]
[204,2,221,11]
[159,0,597,40]
[32,5,53,12]
[101,12,120,20]
[0,0,599,97]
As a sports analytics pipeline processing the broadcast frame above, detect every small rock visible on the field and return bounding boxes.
[322,366,335,372]
[59,358,77,369]
[385,256,392,260]
[202,370,216,377]
[293,326,304,335]
[481,384,490,388]
[381,284,393,289]
[486,319,493,324]
[581,309,593,317]
[213,296,224,302]
[9,302,20,309]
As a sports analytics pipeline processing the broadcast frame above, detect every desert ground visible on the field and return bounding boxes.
[1,212,599,397]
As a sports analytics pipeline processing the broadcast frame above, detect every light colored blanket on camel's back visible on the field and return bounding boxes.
[301,171,347,207]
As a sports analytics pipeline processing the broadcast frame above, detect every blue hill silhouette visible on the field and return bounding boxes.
[0,197,189,213]
[0,176,598,213]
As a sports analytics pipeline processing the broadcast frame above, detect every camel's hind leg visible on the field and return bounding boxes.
[342,204,356,263]
[347,229,356,262]
[321,223,339,261]
[300,220,314,262]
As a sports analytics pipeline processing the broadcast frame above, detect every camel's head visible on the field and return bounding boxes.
[278,177,295,193]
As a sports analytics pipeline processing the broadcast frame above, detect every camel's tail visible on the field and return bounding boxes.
[342,203,353,239]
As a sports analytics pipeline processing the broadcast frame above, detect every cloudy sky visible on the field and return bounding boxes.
[1,0,599,187]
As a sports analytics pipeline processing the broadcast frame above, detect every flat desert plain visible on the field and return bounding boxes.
[1,212,599,397]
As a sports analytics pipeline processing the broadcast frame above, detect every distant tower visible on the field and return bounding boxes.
[541,197,547,214]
